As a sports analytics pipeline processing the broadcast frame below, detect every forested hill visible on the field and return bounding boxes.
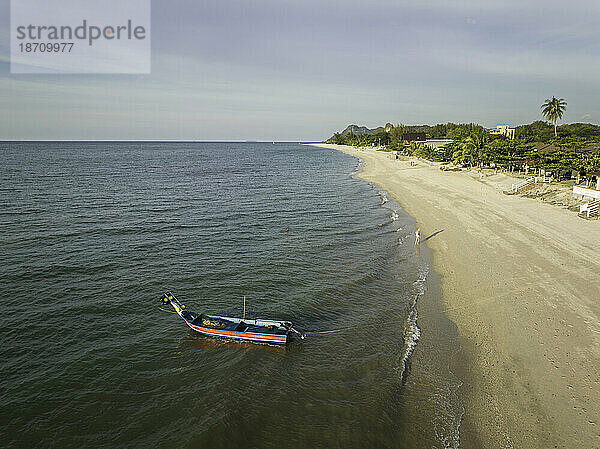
[328,123,486,144]
[338,124,385,136]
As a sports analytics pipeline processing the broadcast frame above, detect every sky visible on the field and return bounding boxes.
[1,0,599,141]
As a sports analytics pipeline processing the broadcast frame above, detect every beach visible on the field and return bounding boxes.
[312,144,600,448]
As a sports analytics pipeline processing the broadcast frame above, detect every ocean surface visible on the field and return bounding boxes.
[0,142,462,448]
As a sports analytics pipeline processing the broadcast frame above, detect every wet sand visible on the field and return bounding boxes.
[312,144,600,449]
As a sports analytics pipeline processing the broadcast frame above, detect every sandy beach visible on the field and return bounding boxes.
[313,144,600,449]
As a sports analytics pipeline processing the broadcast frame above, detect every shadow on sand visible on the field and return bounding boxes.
[424,229,444,242]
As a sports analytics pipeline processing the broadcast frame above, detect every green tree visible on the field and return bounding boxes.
[452,137,479,166]
[331,132,344,145]
[541,96,567,137]
[388,124,408,150]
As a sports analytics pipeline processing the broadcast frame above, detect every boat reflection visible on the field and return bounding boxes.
[176,334,298,353]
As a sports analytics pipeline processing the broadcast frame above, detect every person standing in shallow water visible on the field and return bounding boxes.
[415,228,421,246]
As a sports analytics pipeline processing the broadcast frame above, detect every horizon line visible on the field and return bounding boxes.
[0,139,322,143]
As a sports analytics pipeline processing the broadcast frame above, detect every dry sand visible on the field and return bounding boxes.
[312,144,600,449]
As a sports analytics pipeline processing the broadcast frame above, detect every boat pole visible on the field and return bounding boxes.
[243,296,246,321]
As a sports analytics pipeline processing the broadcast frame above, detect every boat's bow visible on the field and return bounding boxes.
[161,293,181,313]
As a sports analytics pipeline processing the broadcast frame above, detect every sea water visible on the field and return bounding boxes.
[0,142,462,448]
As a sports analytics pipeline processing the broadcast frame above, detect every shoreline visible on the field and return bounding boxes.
[367,175,465,447]
[311,144,600,448]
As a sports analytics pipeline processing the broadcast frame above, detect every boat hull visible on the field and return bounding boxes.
[160,293,293,346]
[185,320,289,345]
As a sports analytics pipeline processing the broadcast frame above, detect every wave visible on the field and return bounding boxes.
[350,157,364,177]
[399,293,421,384]
[370,183,424,386]
[411,263,463,449]
[399,264,428,384]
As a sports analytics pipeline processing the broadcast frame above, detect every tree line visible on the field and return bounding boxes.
[326,121,600,175]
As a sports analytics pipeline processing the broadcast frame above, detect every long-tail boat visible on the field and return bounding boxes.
[160,292,304,345]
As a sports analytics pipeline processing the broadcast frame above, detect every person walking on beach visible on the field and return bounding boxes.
[415,228,421,246]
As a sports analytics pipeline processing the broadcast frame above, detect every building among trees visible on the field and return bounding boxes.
[489,124,515,139]
[402,132,426,143]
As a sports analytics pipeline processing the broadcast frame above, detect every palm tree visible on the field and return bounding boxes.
[452,137,478,166]
[541,97,567,137]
